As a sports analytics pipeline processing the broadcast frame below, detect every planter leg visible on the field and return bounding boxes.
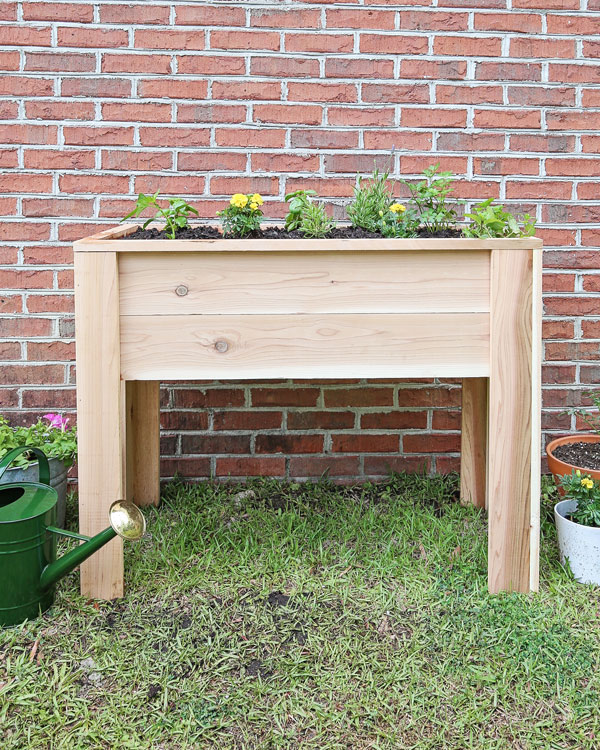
[126,381,160,507]
[75,251,125,600]
[460,377,488,509]
[487,247,541,594]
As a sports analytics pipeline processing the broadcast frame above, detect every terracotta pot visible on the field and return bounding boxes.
[546,434,600,494]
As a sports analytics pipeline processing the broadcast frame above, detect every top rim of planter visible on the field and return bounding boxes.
[74,223,543,253]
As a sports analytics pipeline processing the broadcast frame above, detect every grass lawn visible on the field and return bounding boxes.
[2,473,600,749]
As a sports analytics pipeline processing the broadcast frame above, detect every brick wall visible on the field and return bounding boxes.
[1,0,599,482]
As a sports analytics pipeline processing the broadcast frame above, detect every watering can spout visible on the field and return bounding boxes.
[40,500,146,591]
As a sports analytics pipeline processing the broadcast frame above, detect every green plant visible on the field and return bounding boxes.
[217,193,264,238]
[378,201,415,238]
[0,414,77,469]
[401,163,460,234]
[284,189,317,231]
[463,198,536,238]
[570,390,600,434]
[347,169,394,233]
[559,470,600,527]
[121,192,199,240]
[299,200,335,238]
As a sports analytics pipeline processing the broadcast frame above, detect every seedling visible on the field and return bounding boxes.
[121,192,199,240]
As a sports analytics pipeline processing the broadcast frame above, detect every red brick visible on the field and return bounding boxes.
[285,177,355,197]
[138,78,208,99]
[546,342,600,362]
[506,181,571,201]
[513,0,578,8]
[142,127,211,148]
[178,54,245,76]
[211,30,280,51]
[286,33,354,54]
[508,87,575,107]
[511,37,575,59]
[364,455,431,475]
[543,365,576,383]
[182,435,250,454]
[584,41,600,59]
[545,297,600,316]
[474,157,539,176]
[25,51,95,72]
[63,126,134,146]
[549,64,600,84]
[253,153,320,173]
[213,80,281,102]
[332,433,398,452]
[547,159,600,177]
[288,82,357,103]
[583,275,600,293]
[327,8,395,28]
[0,25,51,46]
[102,102,172,122]
[362,83,429,103]
[23,245,72,265]
[474,12,541,32]
[401,59,467,79]
[287,410,355,430]
[0,365,64,385]
[135,29,205,50]
[59,173,130,194]
[0,76,53,97]
[476,62,542,81]
[437,84,503,105]
[324,388,394,407]
[398,387,461,407]
[174,388,245,408]
[0,342,21,360]
[432,411,461,430]
[537,228,576,247]
[326,58,394,79]
[26,100,95,121]
[24,2,93,21]
[101,150,172,171]
[0,124,57,145]
[289,456,361,477]
[581,234,600,249]
[0,2,16,20]
[176,4,246,25]
[100,3,170,24]
[251,388,319,407]
[211,176,279,196]
[0,317,52,336]
[547,14,600,35]
[251,8,321,28]
[360,34,429,55]
[256,434,323,454]
[161,457,211,477]
[102,53,172,75]
[216,457,285,477]
[583,89,600,108]
[437,132,504,151]
[22,388,76,409]
[400,155,467,175]
[178,103,246,124]
[24,149,94,170]
[26,294,74,314]
[213,411,282,431]
[547,111,600,131]
[0,51,19,70]
[0,223,51,242]
[28,341,75,362]
[435,35,501,57]
[404,433,460,453]
[582,321,600,339]
[253,103,321,126]
[0,172,53,193]
[134,175,206,195]
[510,134,574,153]
[23,198,94,218]
[290,130,359,149]
[61,77,131,98]
[361,411,428,429]
[250,56,318,78]
[178,151,246,172]
[474,108,540,129]
[215,128,286,149]
[328,107,394,127]
[581,366,600,384]
[401,108,467,128]
[58,26,127,48]
[400,10,468,30]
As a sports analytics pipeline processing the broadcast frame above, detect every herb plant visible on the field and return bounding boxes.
[0,414,77,469]
[560,470,600,527]
[463,198,536,238]
[347,169,394,233]
[401,163,461,234]
[218,193,264,238]
[299,201,335,238]
[121,192,199,240]
[284,189,317,231]
[378,202,413,238]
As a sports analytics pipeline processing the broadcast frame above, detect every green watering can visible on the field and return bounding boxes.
[0,446,146,627]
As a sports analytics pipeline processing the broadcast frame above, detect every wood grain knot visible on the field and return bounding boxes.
[214,340,229,353]
[175,285,189,297]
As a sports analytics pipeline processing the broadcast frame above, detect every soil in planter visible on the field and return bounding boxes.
[552,441,600,471]
[124,225,464,241]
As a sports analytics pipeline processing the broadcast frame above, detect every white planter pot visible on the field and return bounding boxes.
[554,499,600,586]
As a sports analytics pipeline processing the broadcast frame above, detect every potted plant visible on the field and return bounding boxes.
[0,413,77,528]
[546,391,600,490]
[554,469,600,585]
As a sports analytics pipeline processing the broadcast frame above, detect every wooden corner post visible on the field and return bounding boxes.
[74,250,125,599]
[487,246,542,593]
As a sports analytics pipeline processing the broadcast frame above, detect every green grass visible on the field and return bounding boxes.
[2,473,600,749]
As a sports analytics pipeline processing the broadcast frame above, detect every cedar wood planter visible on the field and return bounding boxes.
[73,224,543,599]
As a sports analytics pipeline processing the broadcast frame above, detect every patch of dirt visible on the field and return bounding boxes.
[245,659,272,679]
[551,441,600,471]
[123,224,465,241]
[266,591,290,608]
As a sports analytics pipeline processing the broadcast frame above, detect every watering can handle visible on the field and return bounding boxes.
[0,446,51,486]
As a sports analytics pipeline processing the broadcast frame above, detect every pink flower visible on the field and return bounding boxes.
[43,413,69,432]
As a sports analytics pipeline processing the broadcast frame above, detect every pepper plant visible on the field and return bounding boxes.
[121,192,199,240]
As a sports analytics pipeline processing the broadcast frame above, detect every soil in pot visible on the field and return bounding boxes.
[552,441,600,472]
[124,225,464,241]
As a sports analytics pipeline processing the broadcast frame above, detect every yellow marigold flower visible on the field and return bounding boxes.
[582,478,594,489]
[390,203,406,213]
[250,202,258,210]
[251,193,264,206]
[230,193,248,208]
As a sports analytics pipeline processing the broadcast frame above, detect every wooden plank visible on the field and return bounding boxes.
[74,226,544,253]
[74,251,124,600]
[125,381,160,508]
[119,250,491,316]
[460,377,488,509]
[120,312,490,380]
[487,247,541,594]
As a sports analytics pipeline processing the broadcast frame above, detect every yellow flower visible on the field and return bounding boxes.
[576,469,581,476]
[230,193,249,209]
[250,202,258,210]
[390,203,406,213]
[581,478,594,489]
[251,193,264,206]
